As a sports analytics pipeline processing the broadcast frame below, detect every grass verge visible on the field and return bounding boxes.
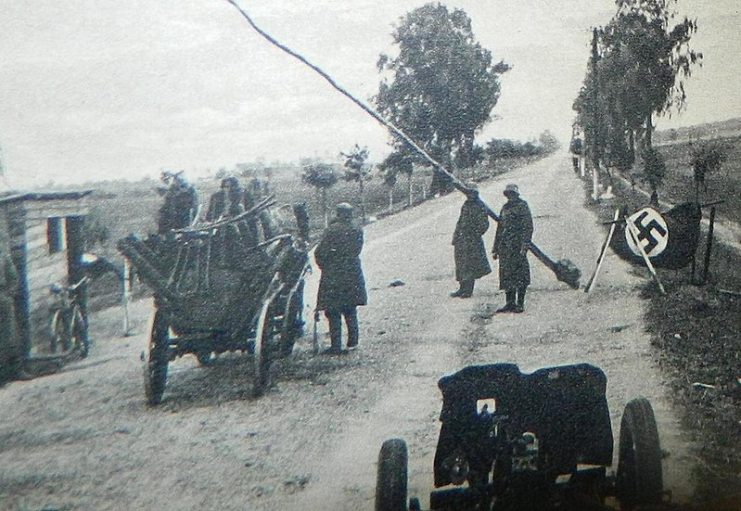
[578,166,740,506]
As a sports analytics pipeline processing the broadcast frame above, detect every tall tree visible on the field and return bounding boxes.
[538,130,561,154]
[379,167,398,211]
[690,140,728,202]
[374,3,509,194]
[301,163,338,227]
[574,0,701,179]
[573,30,607,178]
[379,151,415,207]
[340,144,372,223]
[609,0,701,149]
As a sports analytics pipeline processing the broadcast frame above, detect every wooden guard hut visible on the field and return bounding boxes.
[0,190,92,359]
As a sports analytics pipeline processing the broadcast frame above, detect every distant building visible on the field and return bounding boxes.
[0,190,92,359]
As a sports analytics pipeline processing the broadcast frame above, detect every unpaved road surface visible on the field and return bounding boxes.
[0,154,698,510]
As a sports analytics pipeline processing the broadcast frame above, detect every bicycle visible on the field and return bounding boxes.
[48,276,90,358]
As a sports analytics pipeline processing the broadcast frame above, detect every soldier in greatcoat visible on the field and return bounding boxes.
[492,183,533,313]
[205,177,264,266]
[207,177,262,246]
[315,203,367,354]
[206,176,245,221]
[451,186,491,298]
[157,172,198,234]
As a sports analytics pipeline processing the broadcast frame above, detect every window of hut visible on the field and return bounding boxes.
[47,217,66,254]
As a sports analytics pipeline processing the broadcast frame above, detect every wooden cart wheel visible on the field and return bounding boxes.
[617,397,663,509]
[143,309,170,406]
[252,300,274,397]
[375,438,408,511]
[279,282,304,357]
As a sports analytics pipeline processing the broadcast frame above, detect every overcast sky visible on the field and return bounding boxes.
[0,0,739,187]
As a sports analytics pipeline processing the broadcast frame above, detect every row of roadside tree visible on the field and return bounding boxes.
[571,0,728,204]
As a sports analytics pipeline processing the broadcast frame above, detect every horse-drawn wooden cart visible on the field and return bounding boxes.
[118,196,310,405]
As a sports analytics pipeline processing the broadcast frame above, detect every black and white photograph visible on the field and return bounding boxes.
[0,1,739,510]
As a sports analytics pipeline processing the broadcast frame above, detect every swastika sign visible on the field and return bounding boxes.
[624,207,669,258]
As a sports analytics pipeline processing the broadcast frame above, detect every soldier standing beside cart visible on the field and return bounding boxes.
[207,177,263,245]
[315,203,367,354]
[492,183,533,313]
[206,176,245,222]
[205,177,259,266]
[157,171,198,234]
[450,185,491,298]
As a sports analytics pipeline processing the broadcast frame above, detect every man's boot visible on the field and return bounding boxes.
[345,308,359,350]
[458,280,474,298]
[497,290,516,313]
[323,310,343,355]
[514,288,526,313]
[450,281,466,297]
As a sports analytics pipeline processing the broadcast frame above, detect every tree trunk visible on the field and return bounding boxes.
[359,178,366,224]
[629,129,635,163]
[407,174,412,207]
[388,187,393,211]
[645,112,653,149]
[321,188,328,228]
[592,159,601,202]
[695,180,701,204]
[604,165,615,189]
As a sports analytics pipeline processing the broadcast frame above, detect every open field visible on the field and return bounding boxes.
[654,117,741,146]
[654,134,741,225]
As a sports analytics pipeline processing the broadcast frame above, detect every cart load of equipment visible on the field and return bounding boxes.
[117,196,309,333]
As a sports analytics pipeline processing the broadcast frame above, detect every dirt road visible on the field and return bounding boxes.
[0,154,697,510]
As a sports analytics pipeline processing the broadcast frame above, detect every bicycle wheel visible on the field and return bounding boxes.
[49,310,63,354]
[71,306,90,358]
[50,309,73,354]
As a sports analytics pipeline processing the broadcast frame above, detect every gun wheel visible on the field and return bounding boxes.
[375,438,408,511]
[617,397,663,509]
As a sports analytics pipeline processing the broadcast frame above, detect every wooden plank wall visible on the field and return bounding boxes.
[0,202,31,357]
[1,196,90,356]
[25,218,68,354]
[23,199,89,221]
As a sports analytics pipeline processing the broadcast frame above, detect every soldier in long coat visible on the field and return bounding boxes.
[315,203,367,354]
[157,172,198,234]
[205,177,264,266]
[206,177,262,247]
[492,183,533,313]
[451,187,491,298]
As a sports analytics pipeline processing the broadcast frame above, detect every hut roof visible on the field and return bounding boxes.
[0,190,93,206]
